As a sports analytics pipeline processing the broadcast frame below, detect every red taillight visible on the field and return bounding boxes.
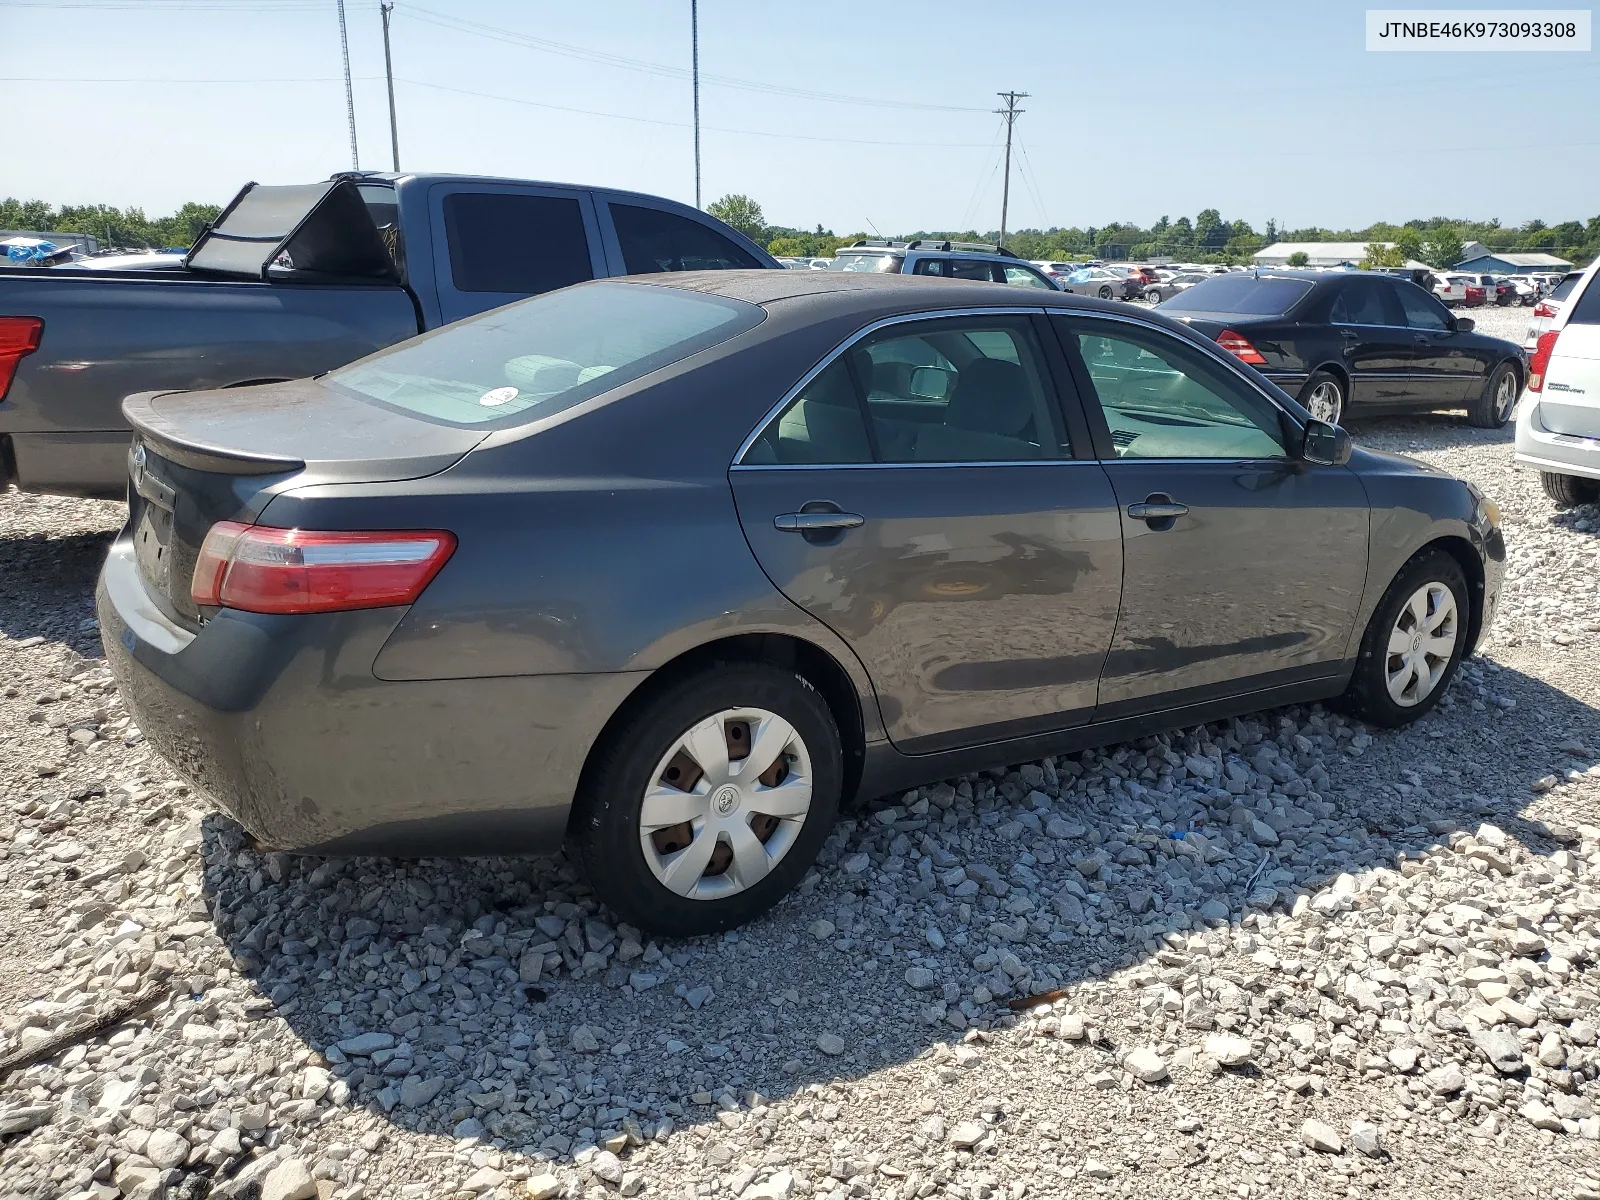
[1527,329,1560,393]
[1533,301,1556,319]
[1215,329,1267,365]
[190,522,456,615]
[0,316,43,399]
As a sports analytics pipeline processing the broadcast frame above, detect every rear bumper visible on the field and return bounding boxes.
[97,536,647,855]
[9,431,131,499]
[1514,398,1600,482]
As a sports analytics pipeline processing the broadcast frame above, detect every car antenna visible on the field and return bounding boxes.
[864,216,883,238]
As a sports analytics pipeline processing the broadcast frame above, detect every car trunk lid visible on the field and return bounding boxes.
[1541,321,1600,437]
[122,379,484,628]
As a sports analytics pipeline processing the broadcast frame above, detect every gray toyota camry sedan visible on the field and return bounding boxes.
[99,271,1505,935]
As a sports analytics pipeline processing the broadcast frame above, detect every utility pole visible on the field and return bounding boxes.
[994,90,1028,249]
[336,0,359,169]
[691,0,701,208]
[380,0,399,170]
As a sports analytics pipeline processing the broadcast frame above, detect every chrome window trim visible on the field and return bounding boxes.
[729,306,1054,466]
[732,458,1102,472]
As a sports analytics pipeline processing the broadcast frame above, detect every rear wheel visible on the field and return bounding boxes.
[570,663,842,936]
[1468,361,1518,428]
[1098,285,1113,300]
[1541,471,1600,507]
[1145,289,1162,304]
[1299,371,1345,425]
[1338,549,1469,728]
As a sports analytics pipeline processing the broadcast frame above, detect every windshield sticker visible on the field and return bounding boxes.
[479,386,519,407]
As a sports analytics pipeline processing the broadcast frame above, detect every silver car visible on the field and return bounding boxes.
[1143,272,1212,304]
[1058,267,1137,300]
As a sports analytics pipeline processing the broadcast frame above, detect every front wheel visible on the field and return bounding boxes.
[1299,371,1345,426]
[1541,471,1600,507]
[1098,285,1113,299]
[1468,361,1518,428]
[1145,289,1162,304]
[1338,549,1469,728]
[570,663,842,936]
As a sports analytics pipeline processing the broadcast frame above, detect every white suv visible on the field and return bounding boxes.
[1515,258,1600,505]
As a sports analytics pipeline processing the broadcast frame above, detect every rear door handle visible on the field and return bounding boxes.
[774,511,865,532]
[1339,328,1360,339]
[1414,335,1431,345]
[1127,501,1189,520]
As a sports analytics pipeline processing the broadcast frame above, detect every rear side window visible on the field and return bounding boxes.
[950,260,999,282]
[443,192,593,295]
[741,360,872,465]
[329,282,760,428]
[1565,274,1600,325]
[1551,274,1582,301]
[1161,276,1314,315]
[1329,278,1392,325]
[610,204,762,273]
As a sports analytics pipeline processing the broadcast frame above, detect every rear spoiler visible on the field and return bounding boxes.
[122,391,305,476]
[185,179,399,284]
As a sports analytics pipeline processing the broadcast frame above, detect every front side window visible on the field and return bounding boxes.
[442,192,593,295]
[1070,321,1286,460]
[742,317,1068,466]
[1394,282,1450,331]
[610,203,762,273]
[1003,264,1056,290]
[331,281,760,428]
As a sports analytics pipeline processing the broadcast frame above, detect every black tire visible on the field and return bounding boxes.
[1145,289,1162,304]
[1541,471,1600,507]
[1298,370,1346,426]
[1337,548,1469,729]
[1468,361,1519,428]
[1097,285,1112,299]
[570,663,842,937]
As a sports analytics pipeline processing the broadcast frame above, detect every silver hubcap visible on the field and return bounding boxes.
[1385,583,1459,707]
[1307,381,1342,424]
[639,707,813,901]
[1495,372,1516,418]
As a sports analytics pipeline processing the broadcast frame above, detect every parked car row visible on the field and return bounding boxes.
[93,270,1506,933]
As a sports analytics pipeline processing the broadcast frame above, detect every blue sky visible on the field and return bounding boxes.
[3,0,1596,233]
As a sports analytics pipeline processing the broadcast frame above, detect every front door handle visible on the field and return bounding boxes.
[1339,328,1360,339]
[1415,334,1431,345]
[1127,500,1189,520]
[774,511,865,533]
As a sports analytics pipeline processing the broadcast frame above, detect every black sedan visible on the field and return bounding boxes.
[99,272,1504,935]
[1157,270,1526,427]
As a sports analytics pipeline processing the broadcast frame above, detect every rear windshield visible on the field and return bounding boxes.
[328,281,761,428]
[1160,275,1315,315]
[825,253,902,273]
[1552,273,1583,302]
[1566,274,1600,325]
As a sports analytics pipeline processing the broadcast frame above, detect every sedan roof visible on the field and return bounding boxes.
[648,268,1087,312]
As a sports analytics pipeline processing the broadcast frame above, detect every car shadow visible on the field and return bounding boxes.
[0,527,116,654]
[197,657,1598,1167]
[1341,412,1514,447]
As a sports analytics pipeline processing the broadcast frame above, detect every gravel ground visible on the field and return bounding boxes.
[4,321,1599,1200]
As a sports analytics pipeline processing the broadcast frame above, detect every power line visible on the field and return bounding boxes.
[958,120,1008,232]
[398,4,989,113]
[994,91,1027,249]
[393,78,997,148]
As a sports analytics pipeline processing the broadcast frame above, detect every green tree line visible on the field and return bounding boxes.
[0,198,222,250]
[713,194,1599,268]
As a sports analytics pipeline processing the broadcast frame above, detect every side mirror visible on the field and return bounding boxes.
[1452,316,1474,333]
[1302,418,1351,466]
[909,365,951,399]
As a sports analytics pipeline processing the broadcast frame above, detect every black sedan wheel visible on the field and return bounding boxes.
[1469,362,1518,429]
[571,663,842,936]
[1299,371,1345,425]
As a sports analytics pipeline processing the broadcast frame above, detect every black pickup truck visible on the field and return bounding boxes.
[0,172,778,497]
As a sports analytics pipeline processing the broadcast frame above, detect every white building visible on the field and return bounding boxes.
[1253,241,1393,267]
